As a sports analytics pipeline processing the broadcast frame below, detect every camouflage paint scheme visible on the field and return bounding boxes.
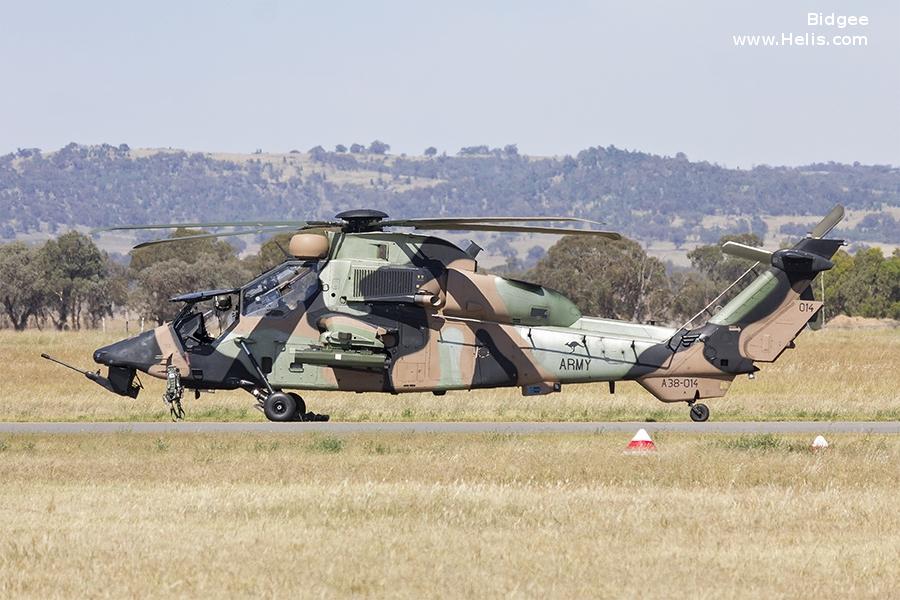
[93,227,843,409]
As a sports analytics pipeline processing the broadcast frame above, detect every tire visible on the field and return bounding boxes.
[287,392,307,421]
[690,403,710,422]
[264,392,296,422]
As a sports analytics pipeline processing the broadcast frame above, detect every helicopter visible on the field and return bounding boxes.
[43,206,846,423]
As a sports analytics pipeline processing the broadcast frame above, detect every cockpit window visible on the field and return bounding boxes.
[173,295,238,351]
[242,262,319,317]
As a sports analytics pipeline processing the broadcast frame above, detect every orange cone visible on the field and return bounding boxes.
[625,428,657,453]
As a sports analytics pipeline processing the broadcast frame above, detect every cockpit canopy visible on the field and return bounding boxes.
[169,262,320,350]
[241,261,320,318]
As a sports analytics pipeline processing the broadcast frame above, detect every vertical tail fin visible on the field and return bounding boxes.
[636,206,845,404]
[710,207,844,361]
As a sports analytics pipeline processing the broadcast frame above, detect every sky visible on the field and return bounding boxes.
[1,0,897,167]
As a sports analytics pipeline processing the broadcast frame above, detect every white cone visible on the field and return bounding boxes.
[811,435,829,450]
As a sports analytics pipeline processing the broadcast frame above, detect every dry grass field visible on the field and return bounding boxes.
[1,325,897,423]
[3,326,897,597]
[0,432,897,597]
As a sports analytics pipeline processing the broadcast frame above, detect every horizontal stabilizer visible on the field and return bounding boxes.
[721,241,773,264]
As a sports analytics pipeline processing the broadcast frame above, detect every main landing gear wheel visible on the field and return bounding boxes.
[287,392,307,421]
[263,392,296,422]
[689,403,710,422]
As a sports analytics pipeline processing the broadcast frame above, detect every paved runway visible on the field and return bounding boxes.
[0,421,897,434]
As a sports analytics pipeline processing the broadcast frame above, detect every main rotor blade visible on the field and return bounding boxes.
[132,227,299,249]
[295,221,345,231]
[406,223,621,239]
[809,204,845,239]
[97,220,311,233]
[381,216,606,227]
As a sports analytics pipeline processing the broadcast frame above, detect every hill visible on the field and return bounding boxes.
[3,143,899,263]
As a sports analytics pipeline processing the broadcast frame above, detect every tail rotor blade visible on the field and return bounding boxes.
[810,205,845,239]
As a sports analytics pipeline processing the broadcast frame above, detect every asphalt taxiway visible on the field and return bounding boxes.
[0,421,896,434]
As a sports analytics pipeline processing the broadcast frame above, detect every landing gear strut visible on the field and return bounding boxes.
[689,402,710,422]
[238,340,329,422]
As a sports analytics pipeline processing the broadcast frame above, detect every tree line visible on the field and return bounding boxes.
[524,233,900,324]
[2,143,898,247]
[0,230,290,330]
[1,231,896,331]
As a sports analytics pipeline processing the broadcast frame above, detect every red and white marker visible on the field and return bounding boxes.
[625,428,657,453]
[811,435,829,451]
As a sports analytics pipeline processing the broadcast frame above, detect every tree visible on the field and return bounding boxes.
[39,232,109,330]
[253,232,294,273]
[824,248,900,318]
[0,242,46,330]
[525,245,545,265]
[104,259,130,315]
[458,145,490,156]
[528,236,670,322]
[368,140,390,155]
[128,230,251,323]
[131,258,200,324]
[424,146,437,157]
[129,229,237,273]
[687,233,763,286]
[666,271,720,325]
[822,250,855,317]
[335,144,347,153]
[131,253,252,324]
[349,143,365,154]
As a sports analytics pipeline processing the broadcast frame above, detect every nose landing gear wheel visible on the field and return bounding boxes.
[263,392,296,422]
[689,403,710,422]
